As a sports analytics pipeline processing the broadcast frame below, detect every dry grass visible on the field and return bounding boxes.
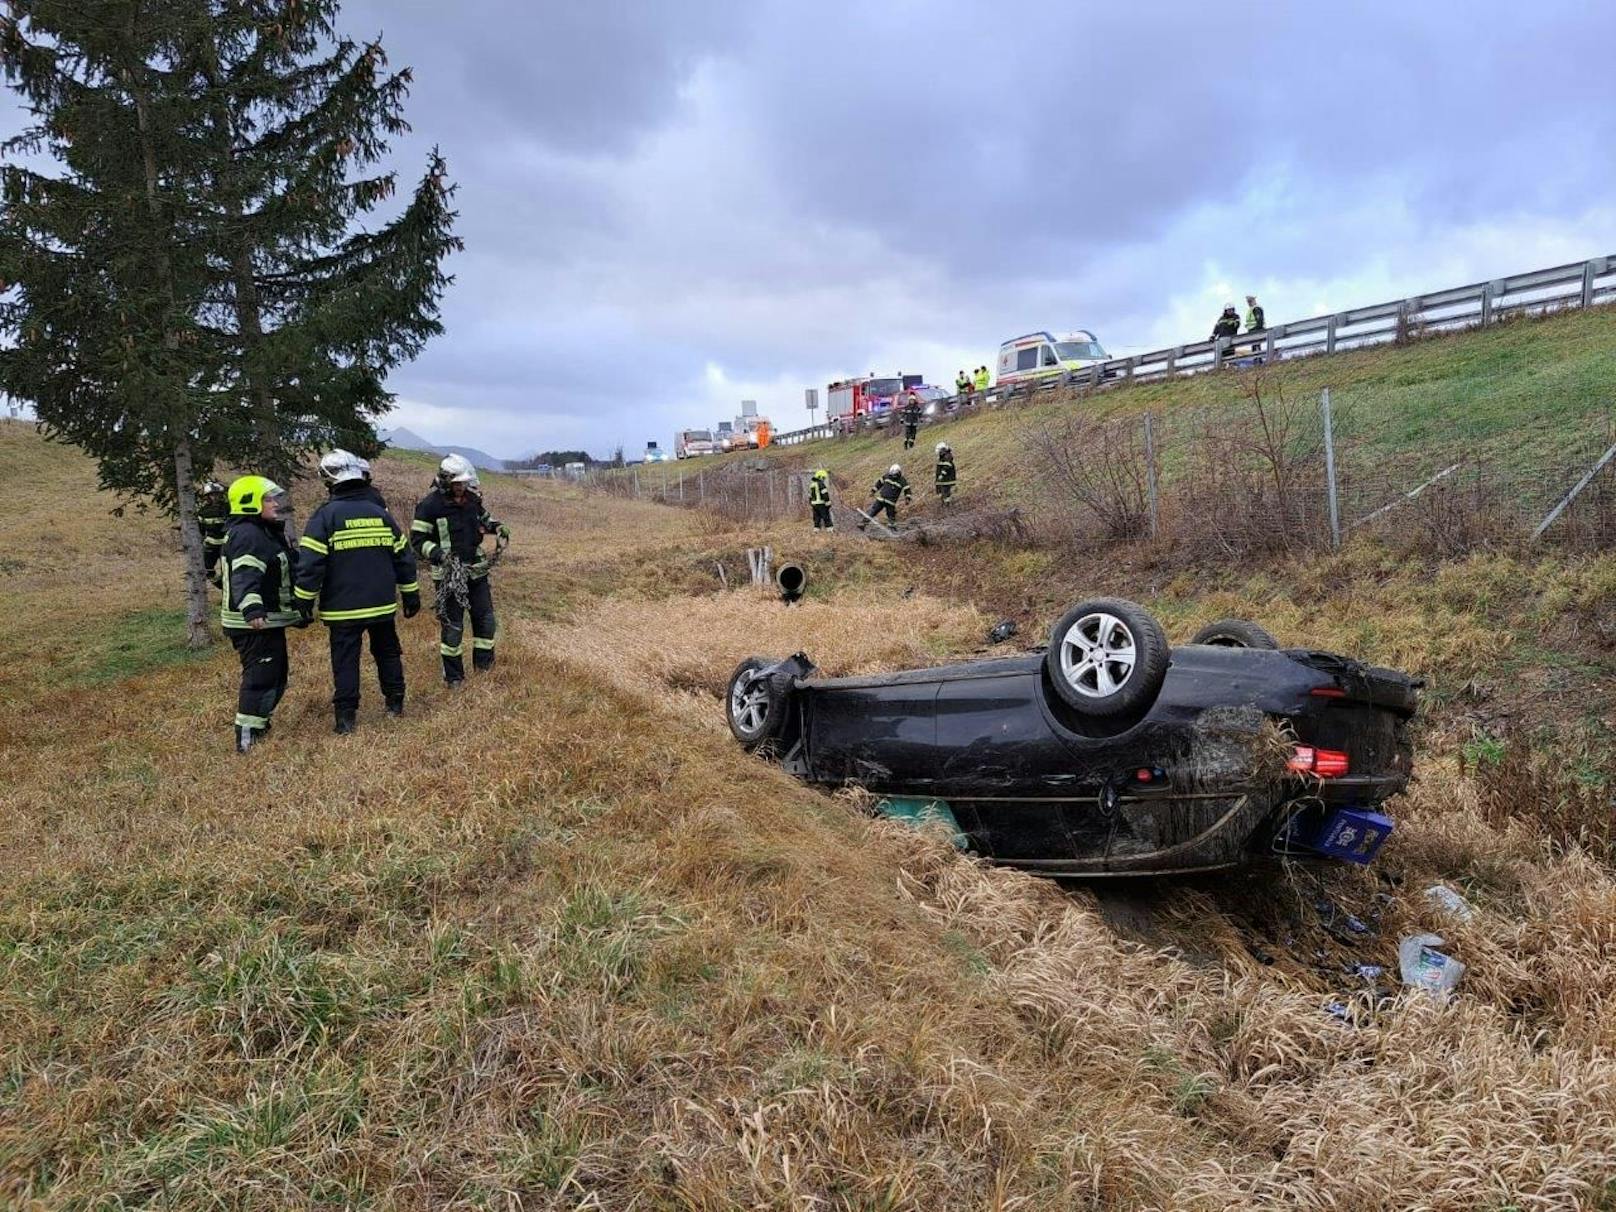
[4,423,1616,1209]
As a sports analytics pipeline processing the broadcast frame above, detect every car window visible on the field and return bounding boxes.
[1015,347,1039,372]
[1041,345,1059,367]
[1054,340,1107,361]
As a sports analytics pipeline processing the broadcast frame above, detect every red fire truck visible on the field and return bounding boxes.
[827,373,924,434]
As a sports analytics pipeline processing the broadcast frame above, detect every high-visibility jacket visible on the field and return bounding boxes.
[220,518,300,630]
[411,486,503,579]
[956,374,970,394]
[1245,304,1265,332]
[873,472,912,504]
[200,511,229,582]
[294,482,419,623]
[808,478,831,506]
[936,457,957,487]
[973,368,990,391]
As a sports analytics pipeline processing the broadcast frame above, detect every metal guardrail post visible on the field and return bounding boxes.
[1322,388,1341,549]
[1212,338,1225,369]
[1582,259,1597,308]
[1325,315,1338,353]
[1480,283,1494,326]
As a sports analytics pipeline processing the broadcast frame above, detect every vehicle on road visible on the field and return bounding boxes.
[725,600,1418,877]
[996,330,1109,388]
[644,441,669,463]
[828,374,922,433]
[716,421,737,451]
[675,429,717,458]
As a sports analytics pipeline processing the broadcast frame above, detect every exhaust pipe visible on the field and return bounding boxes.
[776,562,806,604]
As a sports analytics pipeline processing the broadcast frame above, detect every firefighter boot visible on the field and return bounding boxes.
[385,694,405,718]
[334,708,358,735]
[234,725,258,754]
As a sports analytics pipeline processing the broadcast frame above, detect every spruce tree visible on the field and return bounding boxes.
[0,1,461,647]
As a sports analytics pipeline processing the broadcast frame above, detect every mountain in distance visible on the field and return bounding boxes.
[378,425,506,471]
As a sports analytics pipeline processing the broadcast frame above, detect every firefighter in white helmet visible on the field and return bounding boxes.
[861,462,911,528]
[410,455,509,684]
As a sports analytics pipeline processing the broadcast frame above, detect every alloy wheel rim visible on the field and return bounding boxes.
[1059,612,1138,698]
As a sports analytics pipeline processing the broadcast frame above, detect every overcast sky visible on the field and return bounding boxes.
[7,1,1616,458]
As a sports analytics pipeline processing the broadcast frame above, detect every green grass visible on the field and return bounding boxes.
[621,305,1616,510]
[68,608,215,686]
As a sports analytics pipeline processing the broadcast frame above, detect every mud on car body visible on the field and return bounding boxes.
[727,599,1419,877]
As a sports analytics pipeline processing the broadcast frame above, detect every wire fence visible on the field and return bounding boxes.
[1018,382,1616,557]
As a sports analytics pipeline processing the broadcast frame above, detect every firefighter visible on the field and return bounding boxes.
[220,475,303,752]
[1211,304,1240,341]
[808,468,834,530]
[861,463,911,528]
[935,442,957,506]
[900,391,923,449]
[198,479,229,587]
[411,454,509,685]
[973,365,990,394]
[1244,293,1265,334]
[295,450,421,733]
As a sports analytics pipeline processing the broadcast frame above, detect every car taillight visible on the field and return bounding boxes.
[1310,686,1348,699]
[1289,746,1350,778]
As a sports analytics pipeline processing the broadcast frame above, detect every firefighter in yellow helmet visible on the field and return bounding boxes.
[220,476,304,752]
[808,468,833,530]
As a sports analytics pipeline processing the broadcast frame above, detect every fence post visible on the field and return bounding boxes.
[1143,412,1160,539]
[632,467,639,497]
[769,471,776,515]
[1325,315,1338,353]
[700,471,705,506]
[1531,440,1616,542]
[1479,283,1494,326]
[1321,388,1341,550]
[679,472,685,503]
[1212,338,1225,369]
[1582,259,1597,309]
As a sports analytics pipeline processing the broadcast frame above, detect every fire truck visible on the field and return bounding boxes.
[826,373,924,434]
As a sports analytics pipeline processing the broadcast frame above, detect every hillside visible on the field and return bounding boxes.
[641,305,1616,539]
[3,419,1616,1209]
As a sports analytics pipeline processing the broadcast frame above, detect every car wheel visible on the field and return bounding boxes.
[727,657,786,748]
[1189,618,1279,649]
[1045,598,1169,716]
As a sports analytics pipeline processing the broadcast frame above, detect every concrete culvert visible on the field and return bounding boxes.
[776,563,806,603]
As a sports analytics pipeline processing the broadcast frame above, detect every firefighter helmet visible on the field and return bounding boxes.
[888,463,901,476]
[197,479,228,513]
[436,453,479,491]
[936,441,951,453]
[811,468,829,481]
[318,448,367,486]
[227,475,289,517]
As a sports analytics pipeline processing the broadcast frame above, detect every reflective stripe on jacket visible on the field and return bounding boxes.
[935,458,956,487]
[874,473,911,504]
[220,519,300,630]
[295,483,419,622]
[411,486,501,580]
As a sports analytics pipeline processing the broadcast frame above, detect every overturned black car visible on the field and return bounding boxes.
[727,599,1419,877]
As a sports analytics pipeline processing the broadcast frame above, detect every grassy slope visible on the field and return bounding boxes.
[647,305,1616,510]
[4,421,1616,1209]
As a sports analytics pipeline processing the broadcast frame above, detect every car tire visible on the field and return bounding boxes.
[1045,598,1169,717]
[1189,618,1279,650]
[727,657,787,749]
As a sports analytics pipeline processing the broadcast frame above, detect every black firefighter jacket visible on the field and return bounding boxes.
[294,483,419,623]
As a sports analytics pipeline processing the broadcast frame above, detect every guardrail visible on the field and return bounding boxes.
[768,253,1616,446]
